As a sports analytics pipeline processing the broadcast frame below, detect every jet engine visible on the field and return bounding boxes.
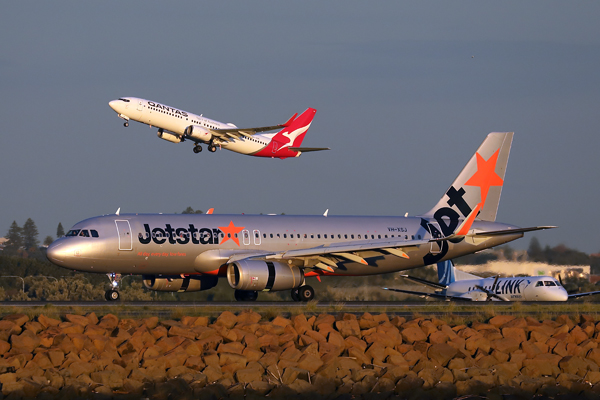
[157,130,182,143]
[227,260,303,291]
[142,275,218,292]
[184,125,212,142]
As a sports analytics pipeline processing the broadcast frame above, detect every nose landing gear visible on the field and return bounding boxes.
[105,273,122,301]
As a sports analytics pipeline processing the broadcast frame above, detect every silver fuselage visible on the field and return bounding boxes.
[47,213,522,278]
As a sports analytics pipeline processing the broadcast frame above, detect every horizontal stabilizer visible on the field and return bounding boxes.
[288,147,330,152]
[471,226,557,237]
[434,225,556,243]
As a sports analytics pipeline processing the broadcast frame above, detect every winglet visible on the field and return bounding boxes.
[323,209,329,217]
[282,113,298,127]
[206,208,214,215]
[116,207,120,216]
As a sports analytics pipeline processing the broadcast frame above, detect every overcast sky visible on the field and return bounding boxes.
[1,2,599,254]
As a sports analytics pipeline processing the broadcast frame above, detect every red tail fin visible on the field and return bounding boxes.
[272,108,316,148]
[253,108,317,158]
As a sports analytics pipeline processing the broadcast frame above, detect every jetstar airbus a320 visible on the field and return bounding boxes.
[108,97,328,159]
[47,132,554,301]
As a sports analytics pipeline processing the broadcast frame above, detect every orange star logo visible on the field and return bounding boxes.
[464,148,504,208]
[218,221,245,246]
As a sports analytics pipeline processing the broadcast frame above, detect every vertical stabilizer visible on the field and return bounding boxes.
[437,260,482,286]
[271,108,316,150]
[421,132,513,223]
[437,260,456,286]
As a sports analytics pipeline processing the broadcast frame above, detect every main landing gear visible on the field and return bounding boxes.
[291,285,314,302]
[105,273,121,301]
[193,141,217,154]
[234,290,258,302]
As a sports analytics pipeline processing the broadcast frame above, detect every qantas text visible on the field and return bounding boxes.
[147,101,188,118]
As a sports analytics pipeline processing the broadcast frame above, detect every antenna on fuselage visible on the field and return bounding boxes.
[116,207,121,216]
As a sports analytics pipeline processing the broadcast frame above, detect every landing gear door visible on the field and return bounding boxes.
[115,220,133,251]
[428,221,443,255]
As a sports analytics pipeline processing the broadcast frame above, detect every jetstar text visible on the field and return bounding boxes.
[138,224,221,245]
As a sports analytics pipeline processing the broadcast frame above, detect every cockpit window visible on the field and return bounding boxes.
[535,281,543,287]
[544,281,557,286]
[118,98,130,102]
[66,229,99,237]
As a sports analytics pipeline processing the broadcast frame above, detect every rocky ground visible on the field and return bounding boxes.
[0,311,600,399]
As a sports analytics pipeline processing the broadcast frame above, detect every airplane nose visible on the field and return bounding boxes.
[558,289,569,301]
[108,100,119,111]
[46,241,66,264]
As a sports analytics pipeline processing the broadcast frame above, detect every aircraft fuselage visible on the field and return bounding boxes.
[47,213,521,277]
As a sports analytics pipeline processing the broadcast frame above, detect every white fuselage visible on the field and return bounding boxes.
[448,276,568,301]
[109,97,273,155]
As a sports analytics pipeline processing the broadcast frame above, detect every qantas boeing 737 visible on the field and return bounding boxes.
[47,132,554,301]
[108,97,328,159]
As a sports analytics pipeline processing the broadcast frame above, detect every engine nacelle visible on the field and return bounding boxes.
[142,275,218,292]
[227,260,303,292]
[157,130,182,143]
[184,125,212,142]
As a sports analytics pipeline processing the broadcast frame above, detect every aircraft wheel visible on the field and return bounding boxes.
[208,145,217,153]
[105,289,120,301]
[193,146,202,153]
[298,285,314,302]
[124,122,129,127]
[234,290,258,302]
[291,288,301,302]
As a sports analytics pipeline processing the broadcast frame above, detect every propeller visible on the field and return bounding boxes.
[475,275,507,301]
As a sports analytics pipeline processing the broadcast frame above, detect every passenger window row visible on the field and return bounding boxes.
[260,233,419,240]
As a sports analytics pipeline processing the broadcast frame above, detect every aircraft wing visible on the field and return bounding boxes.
[226,237,431,273]
[382,287,472,301]
[398,275,447,290]
[568,291,600,299]
[209,113,299,141]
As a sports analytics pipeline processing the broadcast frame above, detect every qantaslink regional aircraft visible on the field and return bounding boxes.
[384,260,600,301]
[47,132,554,302]
[108,97,328,159]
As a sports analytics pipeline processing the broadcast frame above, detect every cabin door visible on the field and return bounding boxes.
[115,220,133,251]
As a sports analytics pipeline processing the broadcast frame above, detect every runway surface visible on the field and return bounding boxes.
[0,300,594,319]
[0,300,579,308]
